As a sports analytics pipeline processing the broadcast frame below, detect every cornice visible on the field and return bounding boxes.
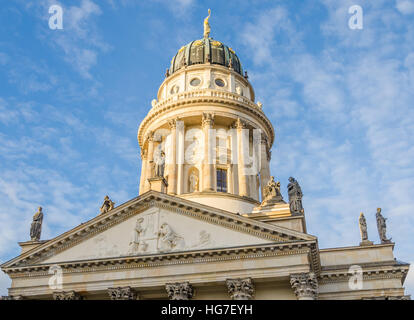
[319,263,410,284]
[4,241,315,278]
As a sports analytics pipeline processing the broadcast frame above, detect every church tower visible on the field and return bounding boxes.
[138,12,273,214]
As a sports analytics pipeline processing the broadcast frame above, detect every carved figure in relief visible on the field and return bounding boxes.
[157,223,184,252]
[128,218,146,255]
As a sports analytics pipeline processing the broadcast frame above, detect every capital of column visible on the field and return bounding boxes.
[235,117,247,130]
[165,282,194,300]
[53,290,83,300]
[146,130,155,142]
[202,113,215,128]
[168,118,179,130]
[108,286,137,300]
[226,278,255,300]
[290,273,318,300]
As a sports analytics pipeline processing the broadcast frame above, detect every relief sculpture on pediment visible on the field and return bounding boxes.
[157,223,185,252]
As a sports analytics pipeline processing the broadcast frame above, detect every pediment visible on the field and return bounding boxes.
[2,191,316,269]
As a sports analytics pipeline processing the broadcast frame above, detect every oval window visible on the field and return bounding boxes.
[190,78,201,86]
[215,79,225,87]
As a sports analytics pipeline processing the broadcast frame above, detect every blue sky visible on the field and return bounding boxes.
[0,0,413,296]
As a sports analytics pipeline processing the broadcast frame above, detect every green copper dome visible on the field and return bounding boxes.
[169,37,243,76]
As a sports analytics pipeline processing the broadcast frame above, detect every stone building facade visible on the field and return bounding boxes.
[0,17,410,300]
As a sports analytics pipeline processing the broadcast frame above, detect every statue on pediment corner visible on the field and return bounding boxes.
[376,208,392,244]
[287,177,304,215]
[30,207,43,241]
[100,195,115,214]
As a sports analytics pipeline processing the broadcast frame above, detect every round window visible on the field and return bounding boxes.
[215,79,225,87]
[190,78,201,86]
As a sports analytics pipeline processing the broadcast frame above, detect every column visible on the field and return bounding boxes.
[202,113,215,192]
[226,278,254,300]
[53,290,83,300]
[139,148,147,195]
[167,119,178,195]
[236,118,249,197]
[145,131,155,192]
[165,282,194,300]
[176,120,185,195]
[290,273,318,300]
[259,133,271,201]
[108,287,137,300]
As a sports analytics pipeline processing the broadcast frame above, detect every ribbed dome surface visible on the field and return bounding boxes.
[169,37,243,75]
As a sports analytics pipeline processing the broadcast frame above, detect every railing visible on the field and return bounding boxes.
[150,89,263,113]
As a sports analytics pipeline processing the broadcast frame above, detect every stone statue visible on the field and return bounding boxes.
[287,177,304,215]
[157,223,184,252]
[128,218,145,254]
[376,208,391,243]
[30,207,43,241]
[359,212,368,241]
[236,86,242,95]
[100,196,115,214]
[261,176,284,205]
[154,150,165,177]
[204,9,211,38]
[189,172,199,192]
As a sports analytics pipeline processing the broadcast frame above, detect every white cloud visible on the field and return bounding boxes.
[396,0,414,14]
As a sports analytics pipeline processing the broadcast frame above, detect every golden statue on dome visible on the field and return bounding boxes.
[204,9,211,38]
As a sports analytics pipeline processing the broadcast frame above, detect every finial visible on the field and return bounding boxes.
[204,9,211,38]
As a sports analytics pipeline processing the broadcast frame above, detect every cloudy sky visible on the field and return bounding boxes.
[0,0,413,296]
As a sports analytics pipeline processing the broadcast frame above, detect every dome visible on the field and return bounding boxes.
[169,37,243,76]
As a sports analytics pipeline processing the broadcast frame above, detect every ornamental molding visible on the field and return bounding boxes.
[5,242,313,278]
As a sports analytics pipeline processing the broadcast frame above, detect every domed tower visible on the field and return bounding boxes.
[137,11,274,213]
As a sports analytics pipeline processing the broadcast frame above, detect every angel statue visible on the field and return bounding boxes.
[204,9,211,38]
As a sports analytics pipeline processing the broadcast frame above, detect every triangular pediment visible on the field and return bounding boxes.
[1,191,316,269]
